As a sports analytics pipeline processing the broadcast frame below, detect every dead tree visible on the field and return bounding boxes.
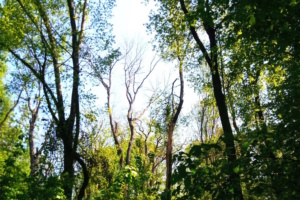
[123,42,160,165]
[165,59,184,197]
[89,51,125,168]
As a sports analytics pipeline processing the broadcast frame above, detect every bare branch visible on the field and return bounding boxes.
[0,88,24,130]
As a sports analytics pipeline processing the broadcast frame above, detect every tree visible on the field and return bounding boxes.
[0,55,29,200]
[148,0,300,198]
[148,0,246,198]
[164,62,184,199]
[88,48,125,168]
[122,42,159,166]
[0,0,115,198]
[12,62,44,176]
[0,0,298,198]
[226,1,300,198]
[0,55,23,130]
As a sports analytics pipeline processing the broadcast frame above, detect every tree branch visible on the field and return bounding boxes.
[0,87,23,129]
[179,0,212,68]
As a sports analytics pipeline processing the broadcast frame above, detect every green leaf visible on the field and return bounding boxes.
[131,170,138,178]
[241,142,249,151]
[205,168,209,174]
[234,166,240,174]
[190,168,196,175]
[249,15,256,25]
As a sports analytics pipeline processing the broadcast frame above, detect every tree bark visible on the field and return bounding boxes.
[126,116,135,165]
[166,122,175,196]
[200,105,206,143]
[108,88,123,168]
[28,102,40,176]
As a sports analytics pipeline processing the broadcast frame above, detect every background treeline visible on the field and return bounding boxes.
[0,0,299,199]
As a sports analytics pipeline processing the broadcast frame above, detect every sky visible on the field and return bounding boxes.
[110,0,154,43]
[93,0,200,145]
[1,0,199,147]
[104,0,199,120]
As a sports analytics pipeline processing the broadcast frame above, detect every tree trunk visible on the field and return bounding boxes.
[61,124,75,200]
[165,60,184,200]
[166,122,175,198]
[63,148,74,199]
[179,1,243,198]
[126,117,135,165]
[108,93,124,168]
[28,87,41,176]
[211,63,243,198]
[29,112,38,176]
[200,105,206,143]
[66,1,89,198]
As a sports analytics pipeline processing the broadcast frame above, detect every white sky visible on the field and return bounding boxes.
[110,0,154,43]
[105,0,199,120]
[0,0,198,148]
[87,0,200,146]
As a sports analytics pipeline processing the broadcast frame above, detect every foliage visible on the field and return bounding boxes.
[0,128,29,200]
[0,0,299,199]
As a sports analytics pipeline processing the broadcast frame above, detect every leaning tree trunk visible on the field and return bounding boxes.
[108,91,124,168]
[179,1,243,199]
